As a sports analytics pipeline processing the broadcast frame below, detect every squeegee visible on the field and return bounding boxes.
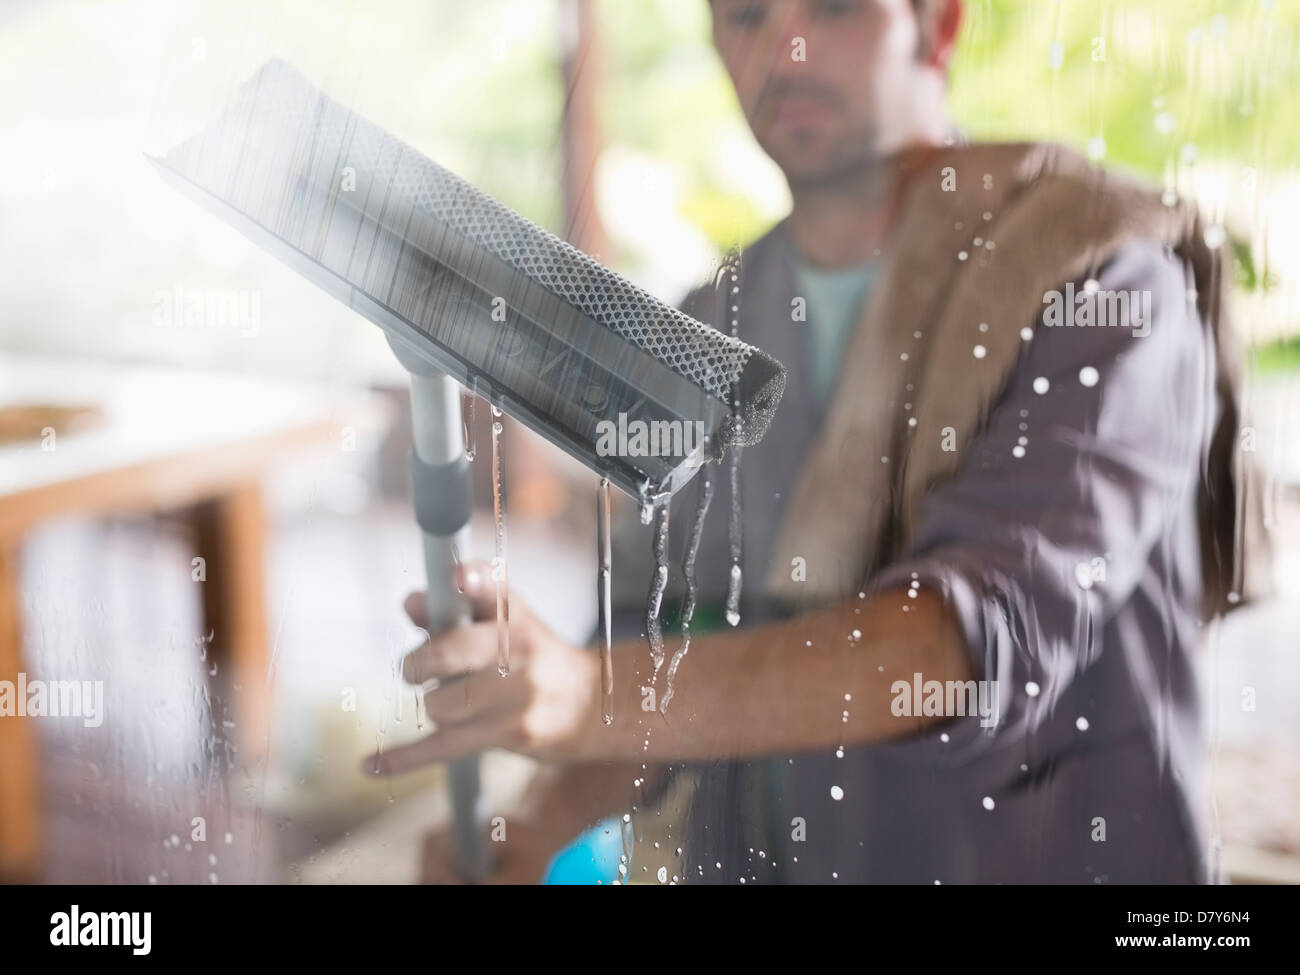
[152,59,785,881]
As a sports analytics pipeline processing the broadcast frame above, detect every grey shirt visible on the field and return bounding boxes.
[609,222,1214,884]
[792,258,878,408]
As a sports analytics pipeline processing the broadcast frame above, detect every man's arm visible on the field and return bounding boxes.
[595,587,973,760]
[367,570,973,772]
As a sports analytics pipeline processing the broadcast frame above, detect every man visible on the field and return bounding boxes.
[366,0,1260,883]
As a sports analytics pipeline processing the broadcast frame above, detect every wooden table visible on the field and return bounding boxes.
[0,354,380,880]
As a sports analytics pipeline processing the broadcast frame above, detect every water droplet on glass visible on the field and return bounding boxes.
[982,796,996,811]
[1079,366,1100,387]
[973,344,987,359]
[1026,681,1041,697]
[1076,716,1090,732]
[724,563,742,627]
[830,785,844,801]
[1033,377,1050,395]
[1075,562,1095,589]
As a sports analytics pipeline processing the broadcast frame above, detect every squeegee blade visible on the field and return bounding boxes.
[154,59,785,501]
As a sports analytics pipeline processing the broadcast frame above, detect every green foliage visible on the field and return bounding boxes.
[949,0,1300,179]
[1252,335,1300,375]
[678,184,770,250]
[1231,234,1280,294]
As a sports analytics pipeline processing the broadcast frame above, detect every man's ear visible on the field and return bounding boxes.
[917,0,963,71]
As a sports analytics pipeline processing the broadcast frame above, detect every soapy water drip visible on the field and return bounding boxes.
[637,477,671,526]
[463,391,478,462]
[617,811,635,885]
[660,447,713,714]
[645,502,671,682]
[596,476,614,725]
[491,406,509,677]
[724,435,743,627]
[724,251,744,627]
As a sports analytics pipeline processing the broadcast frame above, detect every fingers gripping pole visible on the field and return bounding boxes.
[408,372,490,883]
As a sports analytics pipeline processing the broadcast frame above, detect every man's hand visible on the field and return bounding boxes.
[362,561,602,776]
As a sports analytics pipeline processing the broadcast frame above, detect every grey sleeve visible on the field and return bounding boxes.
[868,238,1213,761]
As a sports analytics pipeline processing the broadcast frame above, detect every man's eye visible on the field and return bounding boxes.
[723,2,767,28]
[816,0,860,18]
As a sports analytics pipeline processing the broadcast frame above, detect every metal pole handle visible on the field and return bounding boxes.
[408,372,490,883]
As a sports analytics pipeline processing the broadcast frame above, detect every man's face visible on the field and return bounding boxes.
[711,0,928,184]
